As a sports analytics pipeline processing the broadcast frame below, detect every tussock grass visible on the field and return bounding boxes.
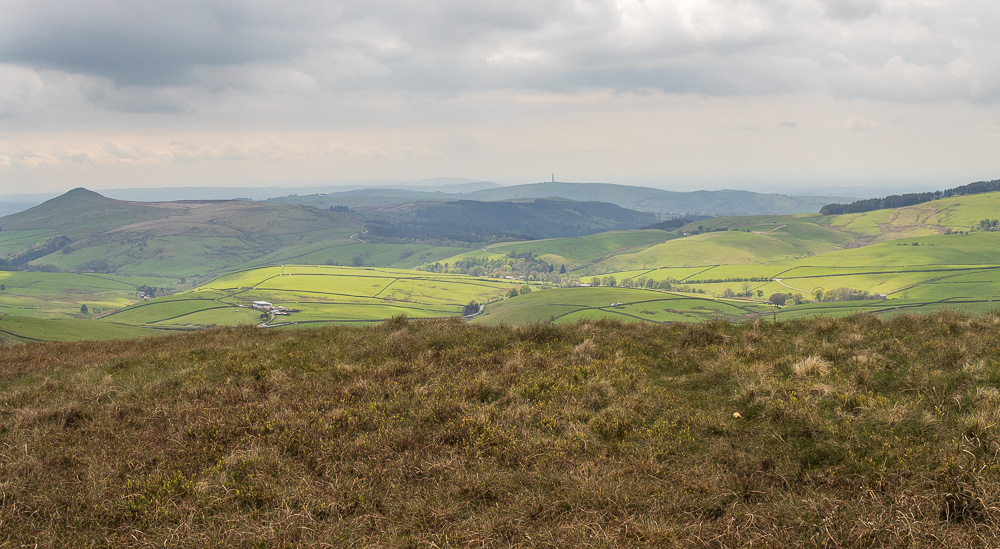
[3,311,1000,546]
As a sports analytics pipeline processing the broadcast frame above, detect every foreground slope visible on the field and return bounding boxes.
[2,315,999,546]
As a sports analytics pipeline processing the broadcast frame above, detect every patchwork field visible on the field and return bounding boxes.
[475,287,770,325]
[104,265,526,329]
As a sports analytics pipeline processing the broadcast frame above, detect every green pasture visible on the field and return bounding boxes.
[0,229,53,256]
[103,298,236,325]
[0,315,160,343]
[145,307,265,328]
[106,265,525,329]
[259,272,397,296]
[602,266,721,283]
[474,286,770,325]
[0,271,176,319]
[931,193,1000,229]
[442,230,675,271]
[785,233,1000,267]
[587,231,811,272]
[823,209,891,236]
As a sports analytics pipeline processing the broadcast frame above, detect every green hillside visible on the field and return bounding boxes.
[443,230,677,271]
[0,190,369,277]
[0,188,172,243]
[466,183,842,216]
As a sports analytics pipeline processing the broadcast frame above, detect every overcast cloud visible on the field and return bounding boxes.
[1,0,998,193]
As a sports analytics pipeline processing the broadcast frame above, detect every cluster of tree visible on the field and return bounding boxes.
[462,301,480,316]
[641,218,692,231]
[418,252,567,283]
[719,281,766,298]
[974,219,1000,232]
[817,287,885,302]
[22,264,62,272]
[687,277,771,284]
[768,292,807,306]
[328,205,351,213]
[585,276,709,293]
[79,259,112,273]
[137,285,172,298]
[820,178,1000,216]
[506,285,533,297]
[588,275,674,290]
[9,236,71,266]
[686,226,754,235]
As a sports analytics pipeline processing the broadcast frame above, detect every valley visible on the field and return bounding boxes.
[1,181,1000,342]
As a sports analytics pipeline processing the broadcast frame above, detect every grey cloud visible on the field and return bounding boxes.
[821,0,880,20]
[0,0,998,117]
[0,0,318,86]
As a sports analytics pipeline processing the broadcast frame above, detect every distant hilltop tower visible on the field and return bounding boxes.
[551,173,555,183]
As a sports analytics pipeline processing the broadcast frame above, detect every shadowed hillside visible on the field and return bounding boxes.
[270,182,847,217]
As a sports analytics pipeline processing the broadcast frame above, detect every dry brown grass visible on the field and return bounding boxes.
[2,312,1000,546]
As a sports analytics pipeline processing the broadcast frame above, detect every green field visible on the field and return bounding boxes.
[442,230,676,272]
[0,271,179,319]
[475,286,771,325]
[104,265,526,329]
[0,314,162,343]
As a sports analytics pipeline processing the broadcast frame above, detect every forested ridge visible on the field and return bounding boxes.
[820,178,1000,215]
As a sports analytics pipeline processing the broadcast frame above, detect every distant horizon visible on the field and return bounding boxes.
[0,175,977,205]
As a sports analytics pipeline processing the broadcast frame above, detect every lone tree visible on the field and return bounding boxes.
[768,293,787,306]
[80,304,89,314]
[463,300,480,316]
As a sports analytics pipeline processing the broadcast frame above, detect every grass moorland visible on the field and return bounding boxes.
[3,313,1000,546]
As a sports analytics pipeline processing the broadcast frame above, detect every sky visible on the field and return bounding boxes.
[1,0,998,196]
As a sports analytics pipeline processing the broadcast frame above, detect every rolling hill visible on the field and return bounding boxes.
[0,189,364,277]
[364,198,658,241]
[0,189,663,278]
[269,181,849,217]
[5,185,1000,341]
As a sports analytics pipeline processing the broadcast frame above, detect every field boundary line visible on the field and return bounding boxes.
[774,278,812,293]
